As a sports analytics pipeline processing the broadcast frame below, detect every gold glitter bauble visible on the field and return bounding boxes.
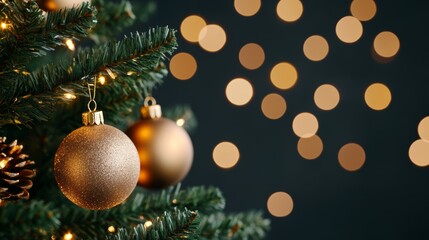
[127,118,194,189]
[54,124,140,210]
[37,0,88,11]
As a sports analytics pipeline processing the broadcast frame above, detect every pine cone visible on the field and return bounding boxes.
[0,137,36,202]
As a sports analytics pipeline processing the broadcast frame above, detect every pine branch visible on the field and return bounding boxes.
[0,200,61,239]
[38,185,222,239]
[138,184,226,218]
[90,0,136,44]
[98,63,168,128]
[199,211,271,240]
[0,27,177,127]
[0,1,97,70]
[106,208,200,240]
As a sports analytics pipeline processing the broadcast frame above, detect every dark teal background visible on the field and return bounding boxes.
[144,1,429,239]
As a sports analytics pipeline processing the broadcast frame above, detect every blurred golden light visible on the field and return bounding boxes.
[261,93,287,120]
[180,15,207,43]
[212,142,240,169]
[350,0,377,21]
[303,35,329,61]
[63,232,73,240]
[373,31,400,58]
[98,76,106,85]
[418,117,429,141]
[176,118,185,127]
[409,139,429,167]
[65,39,75,51]
[364,83,392,110]
[239,43,265,70]
[199,24,227,52]
[292,112,319,138]
[144,221,153,228]
[63,93,77,100]
[169,52,197,80]
[338,143,366,171]
[267,192,294,217]
[226,78,254,106]
[276,0,303,23]
[314,84,340,110]
[234,0,261,17]
[1,22,8,29]
[335,16,363,43]
[270,62,298,90]
[297,135,323,160]
[107,226,115,233]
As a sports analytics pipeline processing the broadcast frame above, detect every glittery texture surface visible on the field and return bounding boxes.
[54,125,140,210]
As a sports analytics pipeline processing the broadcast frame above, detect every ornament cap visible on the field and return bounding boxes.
[82,111,104,126]
[141,97,162,119]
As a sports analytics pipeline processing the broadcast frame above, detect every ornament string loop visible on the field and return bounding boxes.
[144,96,157,107]
[87,77,97,112]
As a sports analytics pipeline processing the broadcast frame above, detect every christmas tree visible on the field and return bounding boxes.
[0,0,270,239]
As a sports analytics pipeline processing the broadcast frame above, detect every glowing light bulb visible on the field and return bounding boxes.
[144,221,153,228]
[63,93,77,100]
[63,232,73,240]
[1,22,8,29]
[176,118,185,127]
[107,226,115,233]
[98,76,106,85]
[65,39,75,51]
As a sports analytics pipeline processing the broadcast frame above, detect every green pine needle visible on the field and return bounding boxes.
[199,211,271,240]
[106,208,200,240]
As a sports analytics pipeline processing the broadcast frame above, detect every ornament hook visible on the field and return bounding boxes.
[87,77,97,112]
[144,96,157,107]
[141,96,162,119]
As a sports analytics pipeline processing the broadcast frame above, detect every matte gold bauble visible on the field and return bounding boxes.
[37,0,88,11]
[126,98,194,189]
[54,111,140,210]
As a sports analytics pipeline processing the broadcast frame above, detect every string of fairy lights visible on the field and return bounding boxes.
[167,0,413,219]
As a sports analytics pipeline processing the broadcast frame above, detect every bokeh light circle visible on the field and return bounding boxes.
[338,143,366,171]
[180,15,207,43]
[314,84,340,110]
[199,24,227,52]
[226,78,254,106]
[303,35,329,61]
[212,142,240,169]
[276,0,303,23]
[409,139,429,167]
[267,192,294,217]
[270,62,298,90]
[350,0,377,21]
[292,112,319,138]
[261,94,287,120]
[374,31,400,58]
[234,0,261,17]
[239,43,265,70]
[418,117,429,141]
[169,52,197,80]
[364,83,392,110]
[297,135,323,160]
[336,16,363,43]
